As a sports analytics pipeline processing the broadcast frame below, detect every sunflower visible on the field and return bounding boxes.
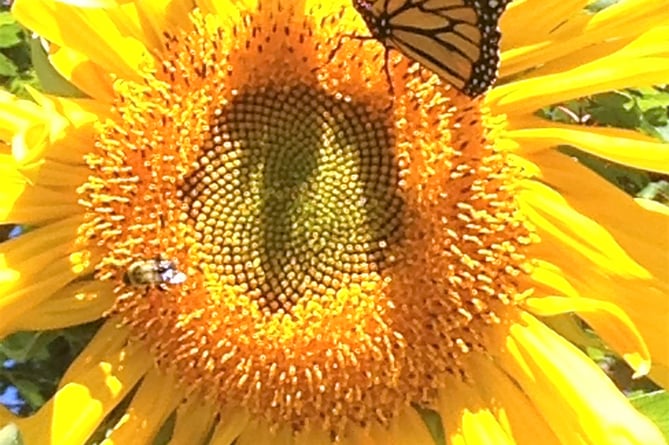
[0,0,668,443]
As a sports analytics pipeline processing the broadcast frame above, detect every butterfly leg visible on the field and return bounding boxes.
[319,33,395,107]
[382,48,394,97]
[322,33,377,66]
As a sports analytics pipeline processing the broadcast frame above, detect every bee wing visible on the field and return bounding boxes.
[167,271,187,285]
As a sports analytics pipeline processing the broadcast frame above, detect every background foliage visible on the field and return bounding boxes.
[0,1,667,444]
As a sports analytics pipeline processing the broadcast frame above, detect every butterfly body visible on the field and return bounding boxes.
[354,0,392,39]
[351,0,511,97]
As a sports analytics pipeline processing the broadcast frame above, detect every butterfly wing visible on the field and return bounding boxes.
[353,0,511,97]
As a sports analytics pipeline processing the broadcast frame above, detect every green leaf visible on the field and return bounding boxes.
[13,379,46,410]
[6,73,41,99]
[0,423,24,445]
[30,35,86,97]
[653,124,669,142]
[0,331,58,361]
[0,52,17,77]
[588,92,641,129]
[630,391,669,440]
[0,13,22,49]
[0,23,22,49]
[0,12,16,27]
[586,0,620,12]
[633,89,669,112]
[595,91,634,109]
[152,413,175,445]
[637,180,669,204]
[415,405,446,445]
[643,107,668,127]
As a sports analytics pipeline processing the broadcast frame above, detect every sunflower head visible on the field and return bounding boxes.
[67,1,537,435]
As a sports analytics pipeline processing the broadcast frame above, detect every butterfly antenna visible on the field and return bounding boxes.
[380,48,396,112]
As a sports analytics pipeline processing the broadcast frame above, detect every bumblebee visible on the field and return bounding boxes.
[123,258,186,287]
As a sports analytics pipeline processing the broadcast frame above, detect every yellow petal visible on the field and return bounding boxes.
[518,179,651,279]
[0,220,88,337]
[0,146,82,223]
[500,1,669,80]
[522,160,669,388]
[236,421,299,445]
[0,185,81,224]
[12,0,154,81]
[490,57,669,116]
[524,25,669,80]
[25,87,110,131]
[42,46,115,102]
[0,88,101,167]
[463,353,561,445]
[0,406,17,428]
[101,370,182,445]
[293,427,331,445]
[208,407,251,445]
[9,281,113,332]
[500,0,588,52]
[386,408,436,445]
[54,0,119,6]
[506,117,669,174]
[133,0,196,53]
[635,198,669,216]
[524,295,650,376]
[16,159,87,188]
[16,322,150,445]
[497,312,666,444]
[604,284,669,390]
[437,375,515,445]
[0,91,45,140]
[169,398,218,445]
[0,216,79,272]
[528,149,669,281]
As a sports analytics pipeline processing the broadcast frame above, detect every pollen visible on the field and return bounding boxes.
[75,3,534,439]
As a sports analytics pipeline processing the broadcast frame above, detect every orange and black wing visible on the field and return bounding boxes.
[353,0,511,97]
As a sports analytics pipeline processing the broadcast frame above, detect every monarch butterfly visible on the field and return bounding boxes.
[351,0,511,97]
